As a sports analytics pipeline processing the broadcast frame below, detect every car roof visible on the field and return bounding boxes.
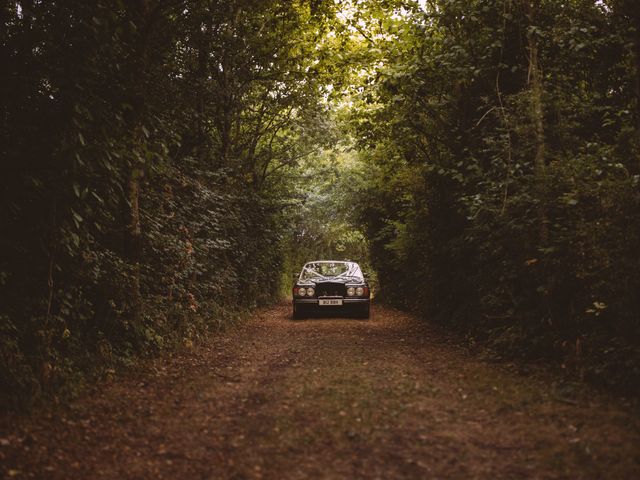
[304,260,357,265]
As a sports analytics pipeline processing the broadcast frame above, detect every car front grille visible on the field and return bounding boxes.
[315,282,346,297]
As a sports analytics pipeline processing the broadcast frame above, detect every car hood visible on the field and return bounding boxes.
[303,276,364,285]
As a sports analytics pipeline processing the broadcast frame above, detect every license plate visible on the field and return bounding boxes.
[319,298,343,306]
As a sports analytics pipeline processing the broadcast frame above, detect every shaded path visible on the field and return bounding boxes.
[1,303,639,479]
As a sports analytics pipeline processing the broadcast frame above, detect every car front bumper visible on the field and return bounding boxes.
[293,297,370,305]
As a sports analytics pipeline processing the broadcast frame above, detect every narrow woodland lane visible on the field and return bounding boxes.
[1,303,639,480]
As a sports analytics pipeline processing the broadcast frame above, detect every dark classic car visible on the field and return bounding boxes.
[292,260,371,319]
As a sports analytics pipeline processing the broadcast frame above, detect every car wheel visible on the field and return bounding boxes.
[356,304,370,320]
[292,305,306,320]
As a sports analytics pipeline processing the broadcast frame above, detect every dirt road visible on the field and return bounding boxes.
[1,303,639,479]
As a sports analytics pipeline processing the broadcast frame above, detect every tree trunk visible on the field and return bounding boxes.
[196,12,211,160]
[127,164,144,324]
[525,0,548,244]
[125,0,150,326]
[632,5,640,154]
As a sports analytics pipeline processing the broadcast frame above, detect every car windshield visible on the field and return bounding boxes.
[299,261,363,282]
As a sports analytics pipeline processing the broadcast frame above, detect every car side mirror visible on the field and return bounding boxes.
[291,273,299,284]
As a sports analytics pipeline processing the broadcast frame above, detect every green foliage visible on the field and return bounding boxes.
[3,0,640,408]
[0,0,332,410]
[284,145,373,279]
[347,0,640,392]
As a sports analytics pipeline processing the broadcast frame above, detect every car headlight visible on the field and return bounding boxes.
[347,287,355,296]
[298,287,306,296]
[306,288,315,297]
[356,287,364,296]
